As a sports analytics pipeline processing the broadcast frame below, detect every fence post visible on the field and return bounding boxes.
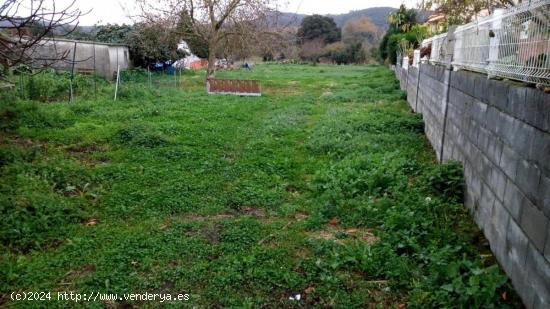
[19,74,23,98]
[148,67,152,88]
[405,58,410,93]
[415,62,422,112]
[413,50,420,67]
[114,65,120,101]
[487,9,504,78]
[93,41,97,99]
[439,27,456,162]
[69,42,77,103]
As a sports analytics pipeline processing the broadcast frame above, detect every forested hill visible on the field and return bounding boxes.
[273,7,431,30]
[329,7,398,29]
[56,6,431,36]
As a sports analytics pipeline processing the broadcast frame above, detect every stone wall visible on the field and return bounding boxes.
[394,63,550,308]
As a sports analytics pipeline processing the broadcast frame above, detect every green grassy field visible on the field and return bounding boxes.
[1,64,520,308]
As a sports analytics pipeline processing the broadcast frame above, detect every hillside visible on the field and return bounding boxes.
[273,7,432,30]
[329,7,397,29]
[3,7,431,40]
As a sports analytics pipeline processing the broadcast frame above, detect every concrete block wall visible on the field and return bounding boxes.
[405,66,419,112]
[395,64,550,308]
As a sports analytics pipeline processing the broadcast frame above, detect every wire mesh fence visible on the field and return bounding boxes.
[452,15,493,73]
[114,68,191,99]
[1,37,202,104]
[418,0,550,86]
[1,68,107,103]
[486,1,550,85]
[1,66,200,104]
[426,33,449,66]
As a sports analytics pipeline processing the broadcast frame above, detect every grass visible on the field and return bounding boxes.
[0,64,521,308]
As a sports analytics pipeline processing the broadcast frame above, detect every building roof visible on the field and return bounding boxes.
[41,37,129,47]
[424,14,446,24]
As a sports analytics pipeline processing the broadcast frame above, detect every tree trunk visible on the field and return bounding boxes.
[207,52,216,79]
[206,38,217,80]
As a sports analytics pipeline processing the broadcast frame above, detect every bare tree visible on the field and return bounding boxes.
[136,0,276,79]
[342,16,379,45]
[298,38,325,63]
[0,0,85,80]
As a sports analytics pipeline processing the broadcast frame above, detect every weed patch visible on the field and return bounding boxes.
[0,64,520,308]
[113,123,170,148]
[0,101,74,132]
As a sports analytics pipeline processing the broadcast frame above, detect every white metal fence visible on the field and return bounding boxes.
[418,0,550,86]
[425,33,449,65]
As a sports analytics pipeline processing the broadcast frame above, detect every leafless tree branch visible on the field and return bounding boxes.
[136,0,276,79]
[0,0,86,81]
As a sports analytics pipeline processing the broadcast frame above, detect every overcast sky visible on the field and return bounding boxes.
[65,0,418,25]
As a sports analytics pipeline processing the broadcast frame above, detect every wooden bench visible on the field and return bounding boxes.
[207,79,261,96]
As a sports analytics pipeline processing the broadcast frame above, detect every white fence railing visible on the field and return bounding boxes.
[417,0,550,86]
[427,33,449,65]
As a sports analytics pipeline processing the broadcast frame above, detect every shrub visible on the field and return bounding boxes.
[423,161,465,203]
[0,101,74,131]
[113,123,169,148]
[0,192,85,251]
[25,71,71,101]
[327,42,365,64]
[6,69,112,102]
[378,31,417,64]
[119,68,150,83]
[115,83,155,100]
[0,158,93,251]
[0,145,41,167]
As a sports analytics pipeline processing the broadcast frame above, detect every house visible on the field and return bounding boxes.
[423,9,492,35]
[423,13,446,35]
